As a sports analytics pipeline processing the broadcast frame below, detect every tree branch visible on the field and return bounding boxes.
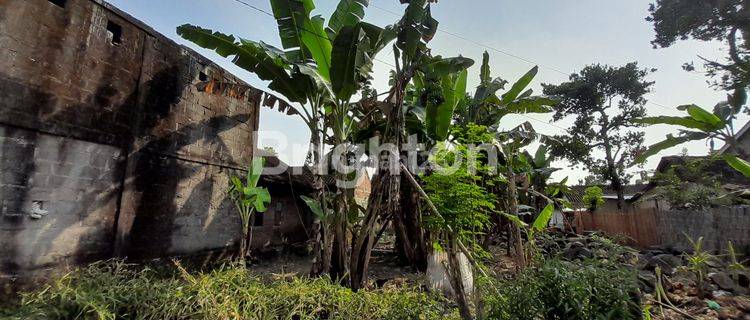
[728,27,747,67]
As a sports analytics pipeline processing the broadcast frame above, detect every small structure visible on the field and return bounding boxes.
[569,184,647,212]
[718,121,750,157]
[629,155,750,210]
[354,173,372,207]
[252,154,326,251]
[256,153,373,247]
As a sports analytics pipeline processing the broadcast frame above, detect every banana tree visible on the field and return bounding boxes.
[451,52,557,270]
[501,202,555,264]
[348,0,463,290]
[228,157,271,262]
[634,88,750,177]
[492,122,537,270]
[178,0,396,278]
[382,51,556,273]
[418,56,473,140]
[455,51,558,129]
[519,145,561,213]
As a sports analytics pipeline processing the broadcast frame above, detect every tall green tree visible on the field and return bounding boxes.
[646,0,750,172]
[647,0,750,92]
[543,63,654,209]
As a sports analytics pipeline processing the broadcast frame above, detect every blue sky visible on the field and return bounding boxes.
[109,0,735,183]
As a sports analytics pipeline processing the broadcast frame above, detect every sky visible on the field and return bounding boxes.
[108,0,738,184]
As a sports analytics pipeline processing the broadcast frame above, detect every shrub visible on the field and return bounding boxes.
[483,258,640,320]
[582,186,605,211]
[2,261,459,320]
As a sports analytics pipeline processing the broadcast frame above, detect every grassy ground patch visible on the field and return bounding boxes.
[1,261,459,320]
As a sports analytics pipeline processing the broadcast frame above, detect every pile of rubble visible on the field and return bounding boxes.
[637,248,749,319]
[537,232,750,319]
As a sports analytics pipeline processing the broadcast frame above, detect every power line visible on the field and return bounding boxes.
[226,0,572,133]
[231,0,273,17]
[517,114,569,132]
[226,0,670,132]
[370,3,676,114]
[370,3,569,76]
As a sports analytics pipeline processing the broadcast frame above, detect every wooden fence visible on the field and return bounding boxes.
[575,207,750,254]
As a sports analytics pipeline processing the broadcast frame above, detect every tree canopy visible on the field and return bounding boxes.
[542,63,654,208]
[647,0,750,90]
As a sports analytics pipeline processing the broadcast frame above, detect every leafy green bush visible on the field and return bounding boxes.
[2,261,459,320]
[422,127,496,248]
[483,258,640,320]
[582,186,605,211]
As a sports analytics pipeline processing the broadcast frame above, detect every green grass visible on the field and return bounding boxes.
[1,261,459,320]
[482,258,641,320]
[1,253,642,320]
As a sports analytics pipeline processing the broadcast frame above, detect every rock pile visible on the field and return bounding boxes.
[538,232,750,319]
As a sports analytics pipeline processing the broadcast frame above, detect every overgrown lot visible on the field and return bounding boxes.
[1,253,640,320]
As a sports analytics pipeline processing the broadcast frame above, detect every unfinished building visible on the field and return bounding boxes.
[0,0,312,295]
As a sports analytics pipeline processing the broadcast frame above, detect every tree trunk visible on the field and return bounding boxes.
[506,166,526,271]
[615,181,625,210]
[394,179,428,271]
[608,159,624,210]
[322,219,334,274]
[330,141,352,282]
[446,235,473,320]
[307,130,329,276]
[603,142,625,210]
[239,223,248,263]
[350,174,387,290]
[309,184,325,275]
[330,188,350,281]
[239,212,254,263]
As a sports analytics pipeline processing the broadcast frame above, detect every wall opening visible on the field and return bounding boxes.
[106,20,123,45]
[48,0,66,8]
[253,212,264,227]
[198,72,208,82]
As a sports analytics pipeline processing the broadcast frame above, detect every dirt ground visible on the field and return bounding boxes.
[223,232,750,319]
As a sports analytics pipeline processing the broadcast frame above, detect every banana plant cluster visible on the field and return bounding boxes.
[178,0,394,141]
[179,0,470,281]
[400,51,558,144]
[178,0,388,276]
[634,88,750,177]
[411,49,560,271]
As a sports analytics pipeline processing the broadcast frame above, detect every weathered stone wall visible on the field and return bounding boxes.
[0,0,291,292]
[0,127,122,275]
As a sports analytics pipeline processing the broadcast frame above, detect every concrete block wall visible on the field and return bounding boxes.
[0,0,304,293]
[0,0,145,146]
[659,207,750,254]
[0,127,122,275]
